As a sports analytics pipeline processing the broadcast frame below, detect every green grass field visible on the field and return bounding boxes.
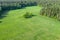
[0,6,60,40]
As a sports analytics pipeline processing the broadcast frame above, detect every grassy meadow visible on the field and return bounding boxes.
[0,6,60,40]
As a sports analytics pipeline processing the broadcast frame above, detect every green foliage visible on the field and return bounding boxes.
[24,12,34,18]
[40,5,60,20]
[0,1,37,10]
[37,0,60,21]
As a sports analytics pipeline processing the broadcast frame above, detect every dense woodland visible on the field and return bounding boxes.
[0,1,37,11]
[39,0,60,20]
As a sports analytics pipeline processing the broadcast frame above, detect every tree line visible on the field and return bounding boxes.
[39,0,60,20]
[0,1,37,11]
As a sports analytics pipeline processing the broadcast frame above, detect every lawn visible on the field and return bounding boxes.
[0,6,60,40]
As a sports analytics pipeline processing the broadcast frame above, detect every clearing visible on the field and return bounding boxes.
[0,6,60,40]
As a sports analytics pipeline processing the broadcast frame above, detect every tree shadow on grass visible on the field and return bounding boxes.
[0,21,2,23]
[0,10,9,19]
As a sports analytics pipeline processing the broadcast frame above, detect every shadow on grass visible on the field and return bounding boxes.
[0,10,9,19]
[0,21,2,23]
[0,7,26,19]
[24,15,36,19]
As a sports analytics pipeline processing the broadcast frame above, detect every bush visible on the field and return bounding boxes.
[24,12,35,18]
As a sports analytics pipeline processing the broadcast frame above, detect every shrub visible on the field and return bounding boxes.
[24,12,32,18]
[24,12,35,18]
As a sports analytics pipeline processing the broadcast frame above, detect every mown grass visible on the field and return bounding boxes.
[0,6,60,40]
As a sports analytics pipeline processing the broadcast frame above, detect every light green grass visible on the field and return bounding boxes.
[0,6,60,40]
